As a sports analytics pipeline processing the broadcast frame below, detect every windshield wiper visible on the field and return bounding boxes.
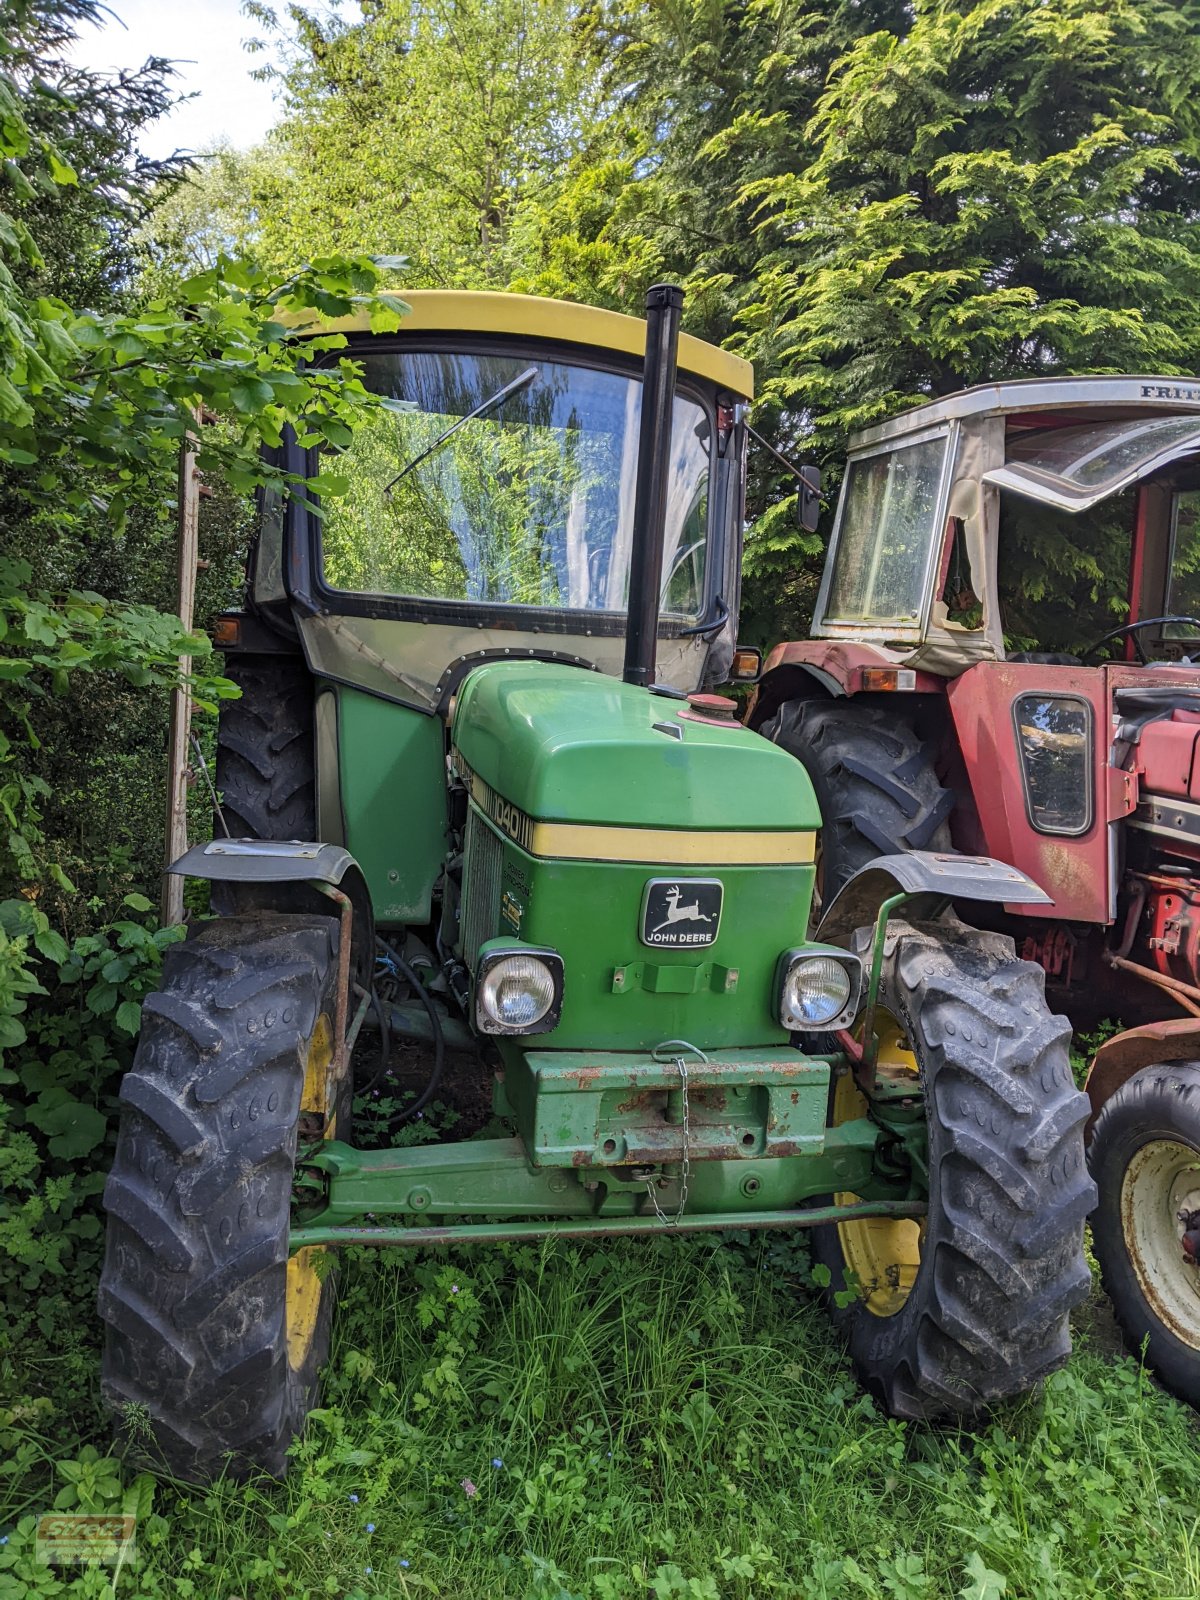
[383,366,539,497]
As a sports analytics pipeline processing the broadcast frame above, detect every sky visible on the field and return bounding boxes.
[66,0,350,160]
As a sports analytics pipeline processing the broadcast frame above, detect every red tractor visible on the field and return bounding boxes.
[747,376,1200,1405]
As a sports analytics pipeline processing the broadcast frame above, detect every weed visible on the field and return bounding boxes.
[3,1232,1200,1598]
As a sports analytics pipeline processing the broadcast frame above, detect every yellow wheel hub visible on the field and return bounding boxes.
[286,1014,336,1371]
[834,1015,924,1318]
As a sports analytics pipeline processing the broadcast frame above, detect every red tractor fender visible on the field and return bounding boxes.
[748,640,946,728]
[1084,1018,1200,1141]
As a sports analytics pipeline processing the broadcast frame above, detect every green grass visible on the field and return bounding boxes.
[4,1231,1200,1599]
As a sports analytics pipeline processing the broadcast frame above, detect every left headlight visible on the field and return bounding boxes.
[775,947,862,1032]
[475,945,564,1036]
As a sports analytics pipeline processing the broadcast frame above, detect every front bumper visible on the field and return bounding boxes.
[499,1046,832,1167]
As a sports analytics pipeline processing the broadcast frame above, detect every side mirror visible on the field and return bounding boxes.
[797,466,822,534]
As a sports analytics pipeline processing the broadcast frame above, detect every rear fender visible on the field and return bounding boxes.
[748,641,945,729]
[1082,1019,1200,1142]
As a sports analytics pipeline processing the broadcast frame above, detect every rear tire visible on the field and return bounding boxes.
[763,700,954,907]
[215,655,316,840]
[812,920,1094,1418]
[1089,1063,1200,1407]
[99,914,344,1479]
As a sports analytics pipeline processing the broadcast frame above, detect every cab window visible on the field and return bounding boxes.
[820,434,949,629]
[319,348,712,619]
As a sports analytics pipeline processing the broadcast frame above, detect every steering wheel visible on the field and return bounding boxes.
[1080,616,1200,664]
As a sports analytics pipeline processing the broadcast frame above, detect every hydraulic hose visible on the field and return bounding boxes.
[375,937,447,1125]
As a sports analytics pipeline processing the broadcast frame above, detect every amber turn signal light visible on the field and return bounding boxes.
[730,647,763,683]
[211,617,241,648]
[861,667,917,692]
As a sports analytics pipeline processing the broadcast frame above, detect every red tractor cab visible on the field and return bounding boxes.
[749,376,1200,1404]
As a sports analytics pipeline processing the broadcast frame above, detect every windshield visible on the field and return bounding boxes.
[820,434,949,629]
[319,349,712,616]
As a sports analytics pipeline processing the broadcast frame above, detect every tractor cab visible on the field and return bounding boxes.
[251,290,751,699]
[807,376,1200,672]
[756,378,1200,931]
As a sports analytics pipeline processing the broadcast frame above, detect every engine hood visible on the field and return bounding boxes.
[452,661,819,832]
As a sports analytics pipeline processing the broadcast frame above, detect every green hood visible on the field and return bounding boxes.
[452,661,819,831]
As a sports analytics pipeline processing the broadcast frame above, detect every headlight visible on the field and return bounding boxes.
[776,947,861,1032]
[475,946,564,1036]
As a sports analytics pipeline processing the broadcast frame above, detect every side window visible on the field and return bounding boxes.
[938,516,982,629]
[1166,490,1200,630]
[1013,694,1093,836]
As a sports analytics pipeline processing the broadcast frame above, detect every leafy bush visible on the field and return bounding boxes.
[0,896,183,1348]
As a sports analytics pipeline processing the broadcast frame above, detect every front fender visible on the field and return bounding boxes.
[816,850,1051,945]
[169,838,374,983]
[1082,1019,1200,1142]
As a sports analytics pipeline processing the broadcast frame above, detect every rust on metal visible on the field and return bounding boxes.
[315,881,355,1080]
[1104,952,1200,1018]
[1084,1017,1200,1139]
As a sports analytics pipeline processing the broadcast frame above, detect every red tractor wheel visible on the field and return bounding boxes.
[763,700,954,911]
[1089,1063,1200,1406]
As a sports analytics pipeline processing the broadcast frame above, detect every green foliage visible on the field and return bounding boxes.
[4,1233,1200,1596]
[0,897,182,1350]
[205,0,608,287]
[0,1,409,1059]
[508,0,1200,637]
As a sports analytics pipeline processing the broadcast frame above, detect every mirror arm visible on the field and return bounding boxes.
[745,423,820,493]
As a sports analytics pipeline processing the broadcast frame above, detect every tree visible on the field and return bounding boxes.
[238,0,609,285]
[516,0,1200,639]
[0,0,405,1054]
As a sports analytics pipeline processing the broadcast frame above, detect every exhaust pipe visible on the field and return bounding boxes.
[623,283,684,688]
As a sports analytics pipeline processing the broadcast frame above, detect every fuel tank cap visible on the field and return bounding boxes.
[680,692,741,727]
[686,692,738,718]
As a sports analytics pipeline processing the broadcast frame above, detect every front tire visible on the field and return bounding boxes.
[1089,1064,1200,1407]
[813,920,1095,1417]
[99,914,345,1479]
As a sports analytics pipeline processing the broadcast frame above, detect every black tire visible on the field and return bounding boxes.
[763,700,954,906]
[812,919,1095,1418]
[99,914,344,1479]
[216,655,316,840]
[1089,1063,1200,1406]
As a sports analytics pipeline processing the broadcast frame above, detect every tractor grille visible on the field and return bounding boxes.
[461,806,504,972]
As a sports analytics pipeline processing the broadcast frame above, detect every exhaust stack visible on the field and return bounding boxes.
[623,283,684,688]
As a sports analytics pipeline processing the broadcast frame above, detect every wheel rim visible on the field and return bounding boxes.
[1121,1138,1200,1350]
[286,1014,336,1370]
[834,1014,923,1318]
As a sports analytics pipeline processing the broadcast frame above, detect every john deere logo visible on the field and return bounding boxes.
[640,879,723,948]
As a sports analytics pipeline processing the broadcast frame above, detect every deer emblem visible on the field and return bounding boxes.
[652,884,715,935]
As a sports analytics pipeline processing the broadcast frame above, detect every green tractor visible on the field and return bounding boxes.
[98,287,1095,1478]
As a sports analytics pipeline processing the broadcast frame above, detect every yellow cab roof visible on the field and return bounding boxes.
[299,289,754,399]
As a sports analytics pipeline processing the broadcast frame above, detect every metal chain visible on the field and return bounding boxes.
[646,1040,708,1225]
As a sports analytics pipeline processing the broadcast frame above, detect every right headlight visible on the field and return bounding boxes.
[474,945,564,1036]
[775,946,862,1032]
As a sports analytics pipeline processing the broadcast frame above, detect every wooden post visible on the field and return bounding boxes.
[161,411,202,925]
